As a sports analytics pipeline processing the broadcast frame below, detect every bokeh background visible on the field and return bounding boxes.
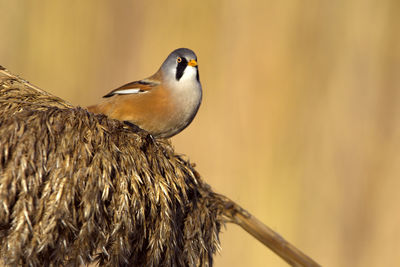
[1,1,400,266]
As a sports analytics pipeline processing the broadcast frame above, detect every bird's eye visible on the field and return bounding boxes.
[177,57,182,63]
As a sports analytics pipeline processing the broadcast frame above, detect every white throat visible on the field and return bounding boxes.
[179,66,198,83]
[166,65,202,122]
[166,66,200,92]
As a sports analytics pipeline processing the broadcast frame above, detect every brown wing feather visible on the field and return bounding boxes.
[103,79,159,98]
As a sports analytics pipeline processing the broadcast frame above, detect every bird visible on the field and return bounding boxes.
[87,48,202,138]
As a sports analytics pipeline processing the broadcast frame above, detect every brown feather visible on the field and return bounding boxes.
[87,69,199,138]
[103,72,162,98]
[103,79,159,98]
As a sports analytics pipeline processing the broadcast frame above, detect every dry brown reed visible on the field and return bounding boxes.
[0,67,223,266]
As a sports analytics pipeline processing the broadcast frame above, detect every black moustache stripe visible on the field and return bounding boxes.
[175,58,188,81]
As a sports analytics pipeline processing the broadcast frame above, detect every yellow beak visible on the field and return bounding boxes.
[188,59,198,67]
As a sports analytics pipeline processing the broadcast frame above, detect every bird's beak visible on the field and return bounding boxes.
[188,59,198,67]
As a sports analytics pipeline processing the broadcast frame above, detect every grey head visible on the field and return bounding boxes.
[160,48,200,84]
[155,48,202,138]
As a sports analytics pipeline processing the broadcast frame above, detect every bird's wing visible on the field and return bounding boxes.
[103,79,160,98]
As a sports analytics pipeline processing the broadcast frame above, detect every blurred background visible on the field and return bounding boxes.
[1,0,400,266]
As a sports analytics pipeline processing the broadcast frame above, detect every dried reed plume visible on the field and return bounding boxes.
[0,65,320,267]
